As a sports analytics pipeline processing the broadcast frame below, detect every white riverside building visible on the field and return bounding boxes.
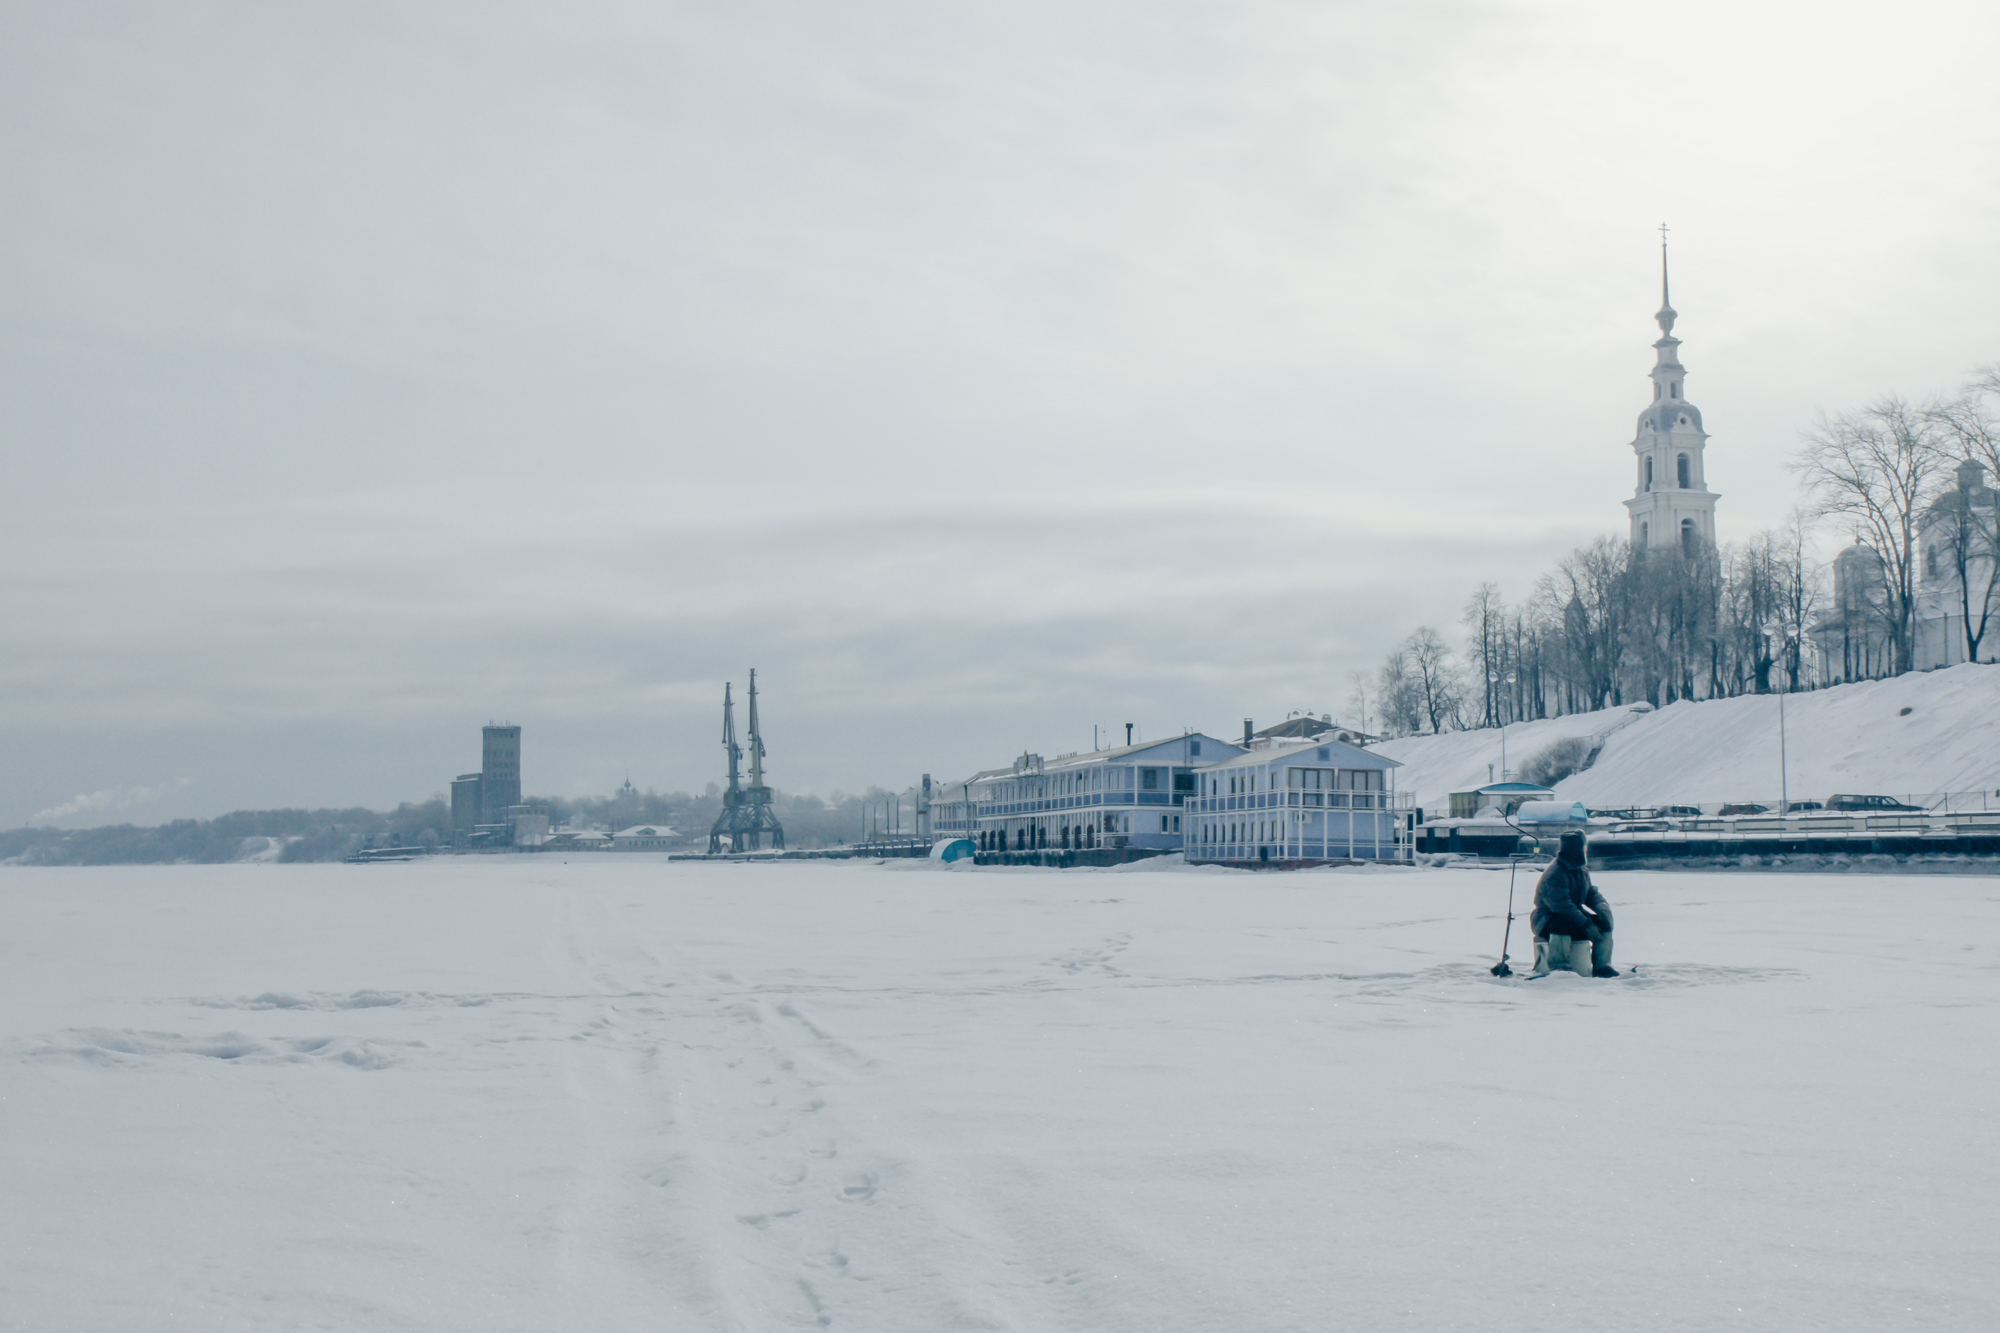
[1183,740,1406,864]
[933,732,1411,862]
[931,734,1243,853]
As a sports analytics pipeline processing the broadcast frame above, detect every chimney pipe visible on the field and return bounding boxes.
[1243,718,1254,746]
[1124,722,1134,746]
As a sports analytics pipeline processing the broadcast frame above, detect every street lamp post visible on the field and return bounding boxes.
[1491,671,1519,780]
[1764,619,1791,813]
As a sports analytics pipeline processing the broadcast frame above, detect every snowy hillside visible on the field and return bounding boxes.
[1373,661,2000,813]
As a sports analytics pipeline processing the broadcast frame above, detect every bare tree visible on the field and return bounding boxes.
[1403,626,1464,735]
[1717,533,1783,693]
[1926,375,2000,663]
[1794,397,1947,675]
[1461,582,1504,728]
[1773,515,1823,690]
[1375,650,1422,738]
[1542,536,1630,711]
[1345,671,1373,737]
[1626,542,1720,705]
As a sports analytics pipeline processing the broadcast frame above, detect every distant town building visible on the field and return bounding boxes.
[1624,239,1719,556]
[612,825,678,850]
[1805,467,2000,685]
[481,724,522,821]
[443,724,527,849]
[1808,540,1894,685]
[1914,460,2000,669]
[502,805,549,847]
[450,773,483,835]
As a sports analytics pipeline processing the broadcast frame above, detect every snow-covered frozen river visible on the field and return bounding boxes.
[3,856,1995,1330]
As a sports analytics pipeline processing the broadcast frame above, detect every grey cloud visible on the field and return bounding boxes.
[3,1,1996,824]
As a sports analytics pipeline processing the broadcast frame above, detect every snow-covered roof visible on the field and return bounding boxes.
[940,733,1247,790]
[1200,738,1399,772]
[1039,734,1240,769]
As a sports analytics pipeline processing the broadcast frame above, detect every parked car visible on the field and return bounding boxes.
[1718,803,1769,816]
[1825,794,1925,813]
[1659,805,1702,818]
[1784,800,1824,813]
[1608,820,1675,834]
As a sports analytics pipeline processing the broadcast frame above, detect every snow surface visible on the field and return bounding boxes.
[4,856,1998,1330]
[1374,661,2000,811]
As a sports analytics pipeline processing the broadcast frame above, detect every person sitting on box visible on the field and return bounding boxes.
[1532,831,1619,977]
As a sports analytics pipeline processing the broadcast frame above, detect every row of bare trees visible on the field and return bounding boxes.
[1794,367,2000,673]
[1362,367,1996,737]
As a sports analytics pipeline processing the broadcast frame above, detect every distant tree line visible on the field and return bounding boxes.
[4,785,922,865]
[1363,365,1998,739]
[1,800,449,867]
[549,783,920,849]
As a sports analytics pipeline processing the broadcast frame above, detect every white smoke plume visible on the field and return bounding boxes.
[32,777,192,826]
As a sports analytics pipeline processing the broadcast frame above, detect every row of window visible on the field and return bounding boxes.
[1208,767,1386,797]
[1192,812,1390,844]
[983,765,1175,804]
[1638,518,1704,554]
[1643,454,1694,490]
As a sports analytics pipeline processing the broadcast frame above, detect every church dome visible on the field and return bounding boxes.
[1835,540,1882,568]
[1636,402,1704,435]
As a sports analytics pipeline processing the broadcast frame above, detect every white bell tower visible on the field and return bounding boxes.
[1623,231,1719,555]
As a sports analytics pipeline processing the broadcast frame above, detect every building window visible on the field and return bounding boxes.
[1677,453,1691,488]
[1927,546,1939,578]
[1645,457,1653,490]
[1681,518,1697,555]
[1141,769,1159,791]
[1670,384,1678,398]
[1640,521,1649,546]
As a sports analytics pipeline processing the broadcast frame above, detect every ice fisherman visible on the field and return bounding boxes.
[1531,831,1619,977]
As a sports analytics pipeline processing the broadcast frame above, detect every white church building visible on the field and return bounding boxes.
[1623,243,1719,556]
[1811,460,2000,683]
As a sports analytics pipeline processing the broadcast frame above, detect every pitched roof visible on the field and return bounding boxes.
[1204,738,1400,771]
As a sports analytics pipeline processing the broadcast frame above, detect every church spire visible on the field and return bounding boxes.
[1624,228,1717,555]
[1656,223,1676,335]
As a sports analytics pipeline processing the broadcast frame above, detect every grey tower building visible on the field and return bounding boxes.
[450,773,484,834]
[481,725,521,821]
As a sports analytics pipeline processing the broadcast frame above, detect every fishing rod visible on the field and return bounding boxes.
[1489,810,1534,978]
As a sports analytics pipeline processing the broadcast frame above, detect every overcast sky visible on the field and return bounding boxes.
[4,0,1997,826]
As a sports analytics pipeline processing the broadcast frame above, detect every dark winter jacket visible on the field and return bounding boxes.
[1531,832,1614,938]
